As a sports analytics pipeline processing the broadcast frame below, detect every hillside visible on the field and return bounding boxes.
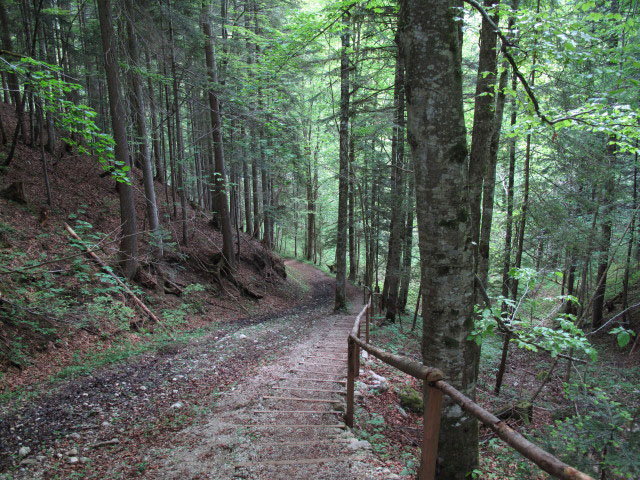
[0,100,302,391]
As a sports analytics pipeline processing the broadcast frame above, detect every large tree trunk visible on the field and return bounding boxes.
[96,0,138,279]
[125,0,162,257]
[335,11,350,311]
[401,0,478,476]
[202,2,235,270]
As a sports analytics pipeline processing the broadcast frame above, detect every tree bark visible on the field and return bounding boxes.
[398,174,414,313]
[125,0,162,257]
[202,2,235,269]
[242,125,253,233]
[96,0,138,279]
[348,127,357,281]
[168,9,188,245]
[145,51,165,184]
[622,155,637,326]
[469,0,500,281]
[592,140,616,330]
[478,61,509,286]
[335,11,350,312]
[383,33,406,322]
[401,0,478,475]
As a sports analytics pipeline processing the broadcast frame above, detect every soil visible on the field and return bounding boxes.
[0,261,389,479]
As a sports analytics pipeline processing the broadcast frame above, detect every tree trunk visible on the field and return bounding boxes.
[0,0,27,166]
[202,2,235,269]
[478,61,509,286]
[401,0,478,476]
[126,0,162,257]
[469,0,500,280]
[306,151,316,261]
[168,10,188,245]
[397,174,414,313]
[96,0,138,279]
[242,125,252,233]
[145,51,165,183]
[592,141,616,330]
[383,33,406,322]
[348,127,357,281]
[622,155,637,326]
[335,11,350,312]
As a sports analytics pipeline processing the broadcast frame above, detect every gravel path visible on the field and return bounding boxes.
[152,283,379,480]
[2,261,383,479]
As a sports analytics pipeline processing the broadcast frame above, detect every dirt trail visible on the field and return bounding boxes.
[1,261,383,479]
[152,272,378,480]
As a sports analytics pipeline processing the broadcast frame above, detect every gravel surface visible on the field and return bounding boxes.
[1,261,385,479]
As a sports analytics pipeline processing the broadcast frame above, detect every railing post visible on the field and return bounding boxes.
[345,336,355,428]
[419,382,443,480]
[355,325,361,377]
[365,303,370,343]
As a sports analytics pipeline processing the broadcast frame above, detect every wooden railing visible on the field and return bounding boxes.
[345,298,595,480]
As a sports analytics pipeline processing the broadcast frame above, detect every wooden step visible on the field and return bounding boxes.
[279,377,346,384]
[263,395,340,403]
[272,386,345,394]
[235,423,345,428]
[251,410,342,414]
[235,456,355,468]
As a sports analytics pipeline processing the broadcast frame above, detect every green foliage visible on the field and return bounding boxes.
[608,326,636,348]
[161,283,207,327]
[0,57,129,182]
[469,268,596,361]
[87,296,135,331]
[545,384,640,479]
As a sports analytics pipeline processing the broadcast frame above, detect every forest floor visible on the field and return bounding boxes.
[0,261,395,479]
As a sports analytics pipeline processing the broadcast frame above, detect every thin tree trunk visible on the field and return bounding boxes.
[96,0,138,279]
[592,141,616,330]
[478,60,509,286]
[469,0,500,282]
[146,51,165,183]
[335,10,350,311]
[202,2,235,269]
[126,0,162,256]
[383,32,406,322]
[622,156,637,326]
[168,8,188,245]
[348,127,357,281]
[0,0,27,166]
[398,174,414,313]
[242,125,252,232]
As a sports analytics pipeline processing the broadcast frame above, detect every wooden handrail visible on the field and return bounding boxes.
[345,300,595,480]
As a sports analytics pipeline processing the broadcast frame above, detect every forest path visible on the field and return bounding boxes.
[2,261,378,479]
[151,264,380,480]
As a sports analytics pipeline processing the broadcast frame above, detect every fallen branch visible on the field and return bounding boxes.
[64,223,174,339]
[90,438,120,449]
